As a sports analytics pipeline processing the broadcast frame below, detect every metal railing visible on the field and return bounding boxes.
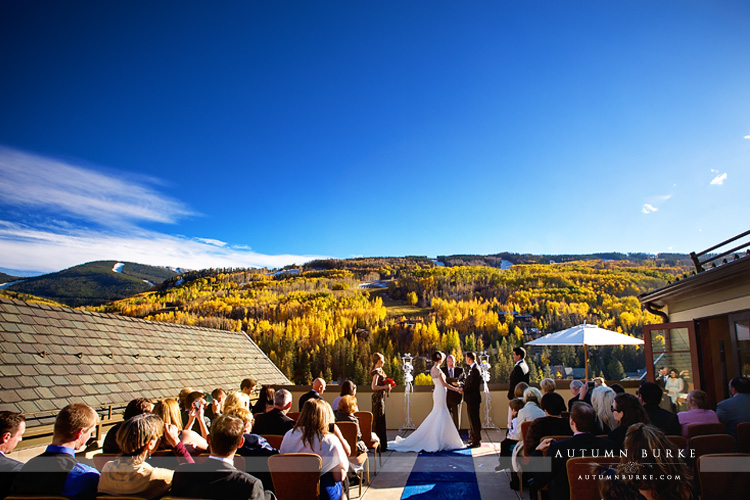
[690,229,750,273]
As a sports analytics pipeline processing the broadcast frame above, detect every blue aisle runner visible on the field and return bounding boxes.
[400,447,481,499]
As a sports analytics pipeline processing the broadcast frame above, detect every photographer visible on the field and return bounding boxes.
[184,391,211,441]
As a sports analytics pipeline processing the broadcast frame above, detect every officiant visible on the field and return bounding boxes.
[441,354,464,430]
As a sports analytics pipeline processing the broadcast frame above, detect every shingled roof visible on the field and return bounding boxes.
[0,297,291,418]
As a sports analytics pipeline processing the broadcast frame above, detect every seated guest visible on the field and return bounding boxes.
[280,399,348,500]
[98,414,175,499]
[334,395,368,454]
[593,377,607,388]
[207,388,227,421]
[608,393,650,450]
[540,378,556,395]
[184,391,211,437]
[253,389,296,436]
[224,391,252,414]
[525,392,572,453]
[591,386,617,433]
[600,423,693,500]
[225,407,277,493]
[509,387,546,442]
[531,402,615,500]
[240,377,257,397]
[677,389,719,438]
[665,369,686,405]
[172,415,273,500]
[0,411,26,499]
[12,403,100,500]
[152,398,208,454]
[178,387,195,429]
[568,379,592,411]
[332,380,356,412]
[638,382,681,436]
[103,397,154,453]
[226,408,278,456]
[298,378,326,411]
[609,383,626,395]
[252,386,275,415]
[507,382,529,431]
[716,376,750,441]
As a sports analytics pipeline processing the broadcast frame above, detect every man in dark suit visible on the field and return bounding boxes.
[253,389,296,436]
[716,376,750,441]
[441,354,464,430]
[531,402,615,500]
[567,380,592,411]
[638,382,681,436]
[525,392,572,453]
[655,366,669,389]
[463,352,482,447]
[508,347,530,400]
[298,378,326,411]
[172,415,274,500]
[0,411,25,499]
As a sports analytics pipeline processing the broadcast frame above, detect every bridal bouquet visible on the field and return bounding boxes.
[384,378,396,396]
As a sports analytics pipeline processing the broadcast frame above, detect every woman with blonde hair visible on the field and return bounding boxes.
[540,378,556,394]
[280,399,348,500]
[152,398,208,454]
[591,386,617,433]
[371,352,392,451]
[98,414,176,499]
[223,391,251,414]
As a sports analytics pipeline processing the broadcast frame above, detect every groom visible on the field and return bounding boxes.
[463,352,482,448]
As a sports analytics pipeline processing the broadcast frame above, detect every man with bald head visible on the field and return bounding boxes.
[298,378,326,411]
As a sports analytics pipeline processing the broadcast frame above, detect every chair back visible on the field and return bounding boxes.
[354,411,376,446]
[690,434,735,459]
[92,452,119,472]
[697,453,750,500]
[539,435,574,456]
[520,420,533,457]
[261,434,285,450]
[336,421,363,457]
[287,412,301,422]
[566,457,621,500]
[268,453,321,500]
[667,435,687,450]
[736,422,750,453]
[687,422,726,439]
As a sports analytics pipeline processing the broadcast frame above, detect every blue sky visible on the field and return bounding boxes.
[1,1,749,274]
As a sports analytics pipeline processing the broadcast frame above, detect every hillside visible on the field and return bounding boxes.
[0,272,20,283]
[92,258,690,385]
[7,261,178,307]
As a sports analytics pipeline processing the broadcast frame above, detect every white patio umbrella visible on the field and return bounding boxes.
[525,323,644,379]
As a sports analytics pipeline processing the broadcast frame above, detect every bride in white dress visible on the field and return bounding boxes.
[390,352,465,452]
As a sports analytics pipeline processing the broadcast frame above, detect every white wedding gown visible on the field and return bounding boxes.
[390,367,465,453]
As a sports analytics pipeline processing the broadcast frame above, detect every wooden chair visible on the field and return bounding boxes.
[510,420,535,497]
[736,422,750,453]
[287,412,301,422]
[566,457,621,500]
[268,453,321,500]
[336,421,369,498]
[697,453,750,500]
[539,435,575,454]
[261,434,285,450]
[690,434,736,460]
[667,435,687,450]
[355,410,381,471]
[687,422,726,439]
[92,452,119,472]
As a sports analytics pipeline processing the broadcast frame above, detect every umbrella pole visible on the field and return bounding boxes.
[584,344,588,380]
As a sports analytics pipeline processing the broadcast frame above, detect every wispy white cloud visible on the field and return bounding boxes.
[641,204,658,214]
[710,172,727,185]
[0,147,195,225]
[744,135,750,139]
[0,147,326,272]
[641,194,671,215]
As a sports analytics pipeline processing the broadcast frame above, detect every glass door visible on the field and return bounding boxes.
[643,322,699,411]
[729,311,750,378]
